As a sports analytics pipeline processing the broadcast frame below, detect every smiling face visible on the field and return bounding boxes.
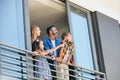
[50,27,58,37]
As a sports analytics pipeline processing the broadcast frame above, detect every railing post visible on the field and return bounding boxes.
[81,68,84,80]
[104,73,107,80]
[20,55,24,80]
[26,52,33,80]
[0,50,1,79]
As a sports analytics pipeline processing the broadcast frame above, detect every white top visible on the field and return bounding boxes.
[51,40,57,56]
[63,48,70,62]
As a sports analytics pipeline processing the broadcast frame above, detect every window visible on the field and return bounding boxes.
[67,1,96,70]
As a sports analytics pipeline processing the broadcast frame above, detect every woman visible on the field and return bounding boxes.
[57,32,75,80]
[31,25,64,80]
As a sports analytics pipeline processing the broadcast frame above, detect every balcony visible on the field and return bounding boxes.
[0,43,106,80]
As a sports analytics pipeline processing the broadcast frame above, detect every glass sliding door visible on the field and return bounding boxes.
[66,1,95,70]
[0,0,26,80]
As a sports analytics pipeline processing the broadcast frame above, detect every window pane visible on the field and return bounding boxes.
[70,9,94,69]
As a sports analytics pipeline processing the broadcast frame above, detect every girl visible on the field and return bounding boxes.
[57,32,75,80]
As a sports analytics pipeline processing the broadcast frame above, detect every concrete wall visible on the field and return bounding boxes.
[57,26,69,39]
[96,12,120,80]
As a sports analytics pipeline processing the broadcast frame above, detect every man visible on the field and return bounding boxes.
[42,25,61,80]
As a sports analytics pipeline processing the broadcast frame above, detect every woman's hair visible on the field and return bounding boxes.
[61,32,70,40]
[31,25,39,38]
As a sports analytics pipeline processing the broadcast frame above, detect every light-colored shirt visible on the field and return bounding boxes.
[51,40,57,56]
[63,47,70,62]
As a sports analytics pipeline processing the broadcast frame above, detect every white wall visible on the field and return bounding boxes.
[69,0,120,23]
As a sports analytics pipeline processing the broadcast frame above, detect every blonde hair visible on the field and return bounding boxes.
[31,25,39,38]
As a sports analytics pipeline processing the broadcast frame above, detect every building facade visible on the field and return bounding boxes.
[0,0,120,80]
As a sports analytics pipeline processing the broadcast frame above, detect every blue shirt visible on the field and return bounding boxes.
[42,37,61,57]
[42,37,61,69]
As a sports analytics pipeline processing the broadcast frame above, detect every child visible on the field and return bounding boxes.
[32,40,64,80]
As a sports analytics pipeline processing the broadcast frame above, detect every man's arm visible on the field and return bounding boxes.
[42,38,54,56]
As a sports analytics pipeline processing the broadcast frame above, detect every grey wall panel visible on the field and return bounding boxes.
[96,11,120,80]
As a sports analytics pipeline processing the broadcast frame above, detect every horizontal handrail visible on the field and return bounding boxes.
[0,43,106,80]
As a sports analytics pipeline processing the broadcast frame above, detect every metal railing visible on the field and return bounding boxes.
[0,43,106,80]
